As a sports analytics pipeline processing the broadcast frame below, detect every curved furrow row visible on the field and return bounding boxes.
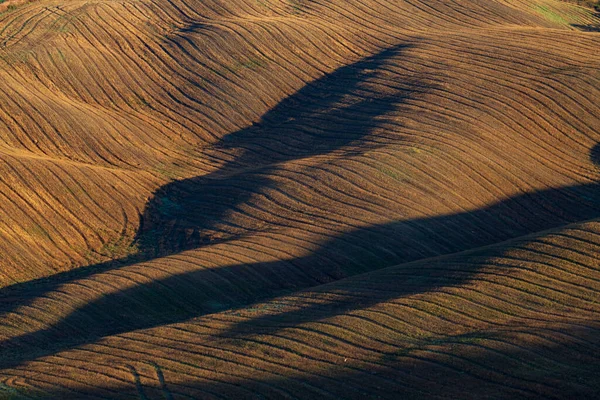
[3,218,598,398]
[0,0,599,397]
[0,155,155,286]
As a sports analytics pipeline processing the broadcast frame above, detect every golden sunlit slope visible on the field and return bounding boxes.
[0,0,597,284]
[2,217,600,399]
[0,0,599,398]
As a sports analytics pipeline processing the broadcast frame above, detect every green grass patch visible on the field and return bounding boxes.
[84,230,139,262]
[533,4,570,24]
[98,240,138,259]
[0,4,19,16]
[0,383,41,400]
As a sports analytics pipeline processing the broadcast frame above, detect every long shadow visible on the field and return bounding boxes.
[217,182,600,341]
[572,23,600,31]
[1,144,600,370]
[571,9,600,31]
[137,43,421,254]
[1,44,600,371]
[0,43,420,364]
[216,142,600,339]
[4,312,600,399]
[0,44,414,307]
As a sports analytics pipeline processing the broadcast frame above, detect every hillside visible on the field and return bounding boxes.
[3,218,600,398]
[0,0,599,398]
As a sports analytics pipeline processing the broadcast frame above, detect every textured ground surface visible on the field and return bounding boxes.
[0,0,599,398]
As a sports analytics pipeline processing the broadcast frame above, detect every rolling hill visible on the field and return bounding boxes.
[0,0,599,398]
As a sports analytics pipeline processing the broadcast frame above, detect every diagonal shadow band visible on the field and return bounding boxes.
[0,43,415,305]
[0,42,599,372]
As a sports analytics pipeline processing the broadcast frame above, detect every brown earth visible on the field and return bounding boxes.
[0,0,599,398]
